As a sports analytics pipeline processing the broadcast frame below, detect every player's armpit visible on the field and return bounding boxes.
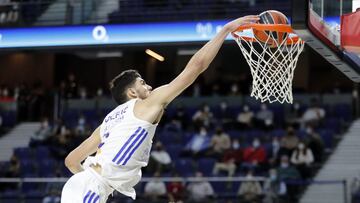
[64,126,101,174]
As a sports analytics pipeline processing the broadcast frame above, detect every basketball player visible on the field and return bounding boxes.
[61,15,259,203]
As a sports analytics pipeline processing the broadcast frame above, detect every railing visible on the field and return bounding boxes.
[0,177,349,202]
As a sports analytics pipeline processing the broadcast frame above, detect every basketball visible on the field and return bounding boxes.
[254,10,290,46]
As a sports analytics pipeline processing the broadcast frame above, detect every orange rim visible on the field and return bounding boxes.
[231,23,303,45]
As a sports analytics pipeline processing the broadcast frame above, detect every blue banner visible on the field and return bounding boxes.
[0,20,235,48]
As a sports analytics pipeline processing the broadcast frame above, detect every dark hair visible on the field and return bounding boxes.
[109,69,141,105]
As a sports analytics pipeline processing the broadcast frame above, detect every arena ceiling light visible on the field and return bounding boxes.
[145,49,164,61]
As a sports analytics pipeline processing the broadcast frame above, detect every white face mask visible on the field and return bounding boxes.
[281,163,289,168]
[97,89,103,96]
[200,130,207,136]
[232,142,240,150]
[306,127,313,134]
[220,102,227,109]
[79,118,85,125]
[253,140,260,148]
[294,103,300,110]
[298,144,305,150]
[204,106,210,112]
[270,174,277,180]
[261,104,267,110]
[272,140,279,147]
[243,106,249,112]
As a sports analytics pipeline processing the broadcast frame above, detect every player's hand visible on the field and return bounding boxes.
[224,15,260,32]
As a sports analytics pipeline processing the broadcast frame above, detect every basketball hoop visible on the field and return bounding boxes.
[232,24,305,104]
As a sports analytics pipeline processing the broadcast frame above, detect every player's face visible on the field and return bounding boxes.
[133,77,152,99]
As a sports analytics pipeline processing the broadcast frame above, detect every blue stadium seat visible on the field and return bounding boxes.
[198,158,216,176]
[14,147,32,160]
[34,146,50,160]
[166,144,183,160]
[38,159,57,177]
[174,158,194,176]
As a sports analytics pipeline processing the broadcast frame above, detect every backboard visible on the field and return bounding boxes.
[292,0,360,82]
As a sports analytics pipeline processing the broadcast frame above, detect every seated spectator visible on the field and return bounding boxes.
[277,155,301,202]
[144,171,167,202]
[207,127,231,158]
[187,172,215,203]
[182,126,211,158]
[167,173,185,203]
[147,142,172,173]
[236,105,254,129]
[285,102,302,127]
[30,117,51,147]
[174,105,188,129]
[268,137,281,168]
[301,98,325,128]
[49,134,71,160]
[192,104,213,128]
[217,101,233,127]
[263,168,287,203]
[4,154,20,190]
[254,104,274,130]
[164,118,182,133]
[0,86,14,102]
[237,170,262,202]
[213,139,243,177]
[42,189,60,203]
[305,126,324,163]
[75,114,86,135]
[278,127,299,159]
[290,141,314,179]
[242,138,267,171]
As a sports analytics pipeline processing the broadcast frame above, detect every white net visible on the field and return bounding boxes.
[233,28,304,104]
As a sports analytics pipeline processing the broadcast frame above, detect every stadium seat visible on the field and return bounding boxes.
[198,158,216,176]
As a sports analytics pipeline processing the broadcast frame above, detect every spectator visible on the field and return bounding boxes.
[164,118,182,133]
[75,114,86,135]
[212,138,242,177]
[255,104,274,130]
[278,127,299,159]
[187,172,215,203]
[0,86,14,102]
[301,98,325,128]
[242,138,267,171]
[174,105,188,129]
[144,171,167,202]
[217,101,233,127]
[236,105,254,129]
[237,170,262,202]
[290,141,314,179]
[192,104,213,128]
[6,154,19,177]
[167,173,185,203]
[285,102,302,127]
[182,126,211,158]
[0,114,3,133]
[305,126,324,163]
[42,189,60,203]
[78,86,87,99]
[208,127,231,157]
[148,142,172,173]
[277,155,301,202]
[263,169,287,203]
[30,117,51,147]
[64,73,78,98]
[49,134,71,160]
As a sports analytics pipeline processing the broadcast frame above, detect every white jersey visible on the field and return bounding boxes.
[82,98,158,199]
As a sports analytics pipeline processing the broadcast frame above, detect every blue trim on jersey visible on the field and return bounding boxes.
[98,142,104,148]
[88,192,96,203]
[121,132,148,165]
[93,194,100,203]
[112,127,142,163]
[116,128,146,165]
[83,190,91,203]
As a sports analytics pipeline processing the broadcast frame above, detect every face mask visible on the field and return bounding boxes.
[2,89,8,97]
[298,144,305,150]
[204,106,210,112]
[246,174,253,180]
[306,127,313,134]
[220,102,227,110]
[97,89,103,96]
[253,140,260,148]
[272,140,279,147]
[281,163,289,168]
[270,174,277,180]
[200,130,207,136]
[294,103,300,110]
[79,118,85,125]
[243,106,249,112]
[231,84,238,93]
[232,142,240,149]
[261,104,267,110]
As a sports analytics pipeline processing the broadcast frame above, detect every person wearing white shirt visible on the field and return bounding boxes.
[187,172,215,203]
[291,142,314,179]
[148,142,172,173]
[144,172,167,202]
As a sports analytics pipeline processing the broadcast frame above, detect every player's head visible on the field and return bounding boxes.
[109,69,152,105]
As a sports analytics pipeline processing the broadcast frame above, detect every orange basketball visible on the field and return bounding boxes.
[254,10,290,46]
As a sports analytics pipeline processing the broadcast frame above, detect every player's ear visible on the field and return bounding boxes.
[127,87,138,98]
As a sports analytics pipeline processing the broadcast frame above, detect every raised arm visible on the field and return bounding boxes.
[142,16,259,108]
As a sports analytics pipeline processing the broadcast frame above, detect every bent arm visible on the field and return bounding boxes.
[64,127,101,174]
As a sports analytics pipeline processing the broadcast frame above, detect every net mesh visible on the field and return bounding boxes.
[233,28,304,104]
